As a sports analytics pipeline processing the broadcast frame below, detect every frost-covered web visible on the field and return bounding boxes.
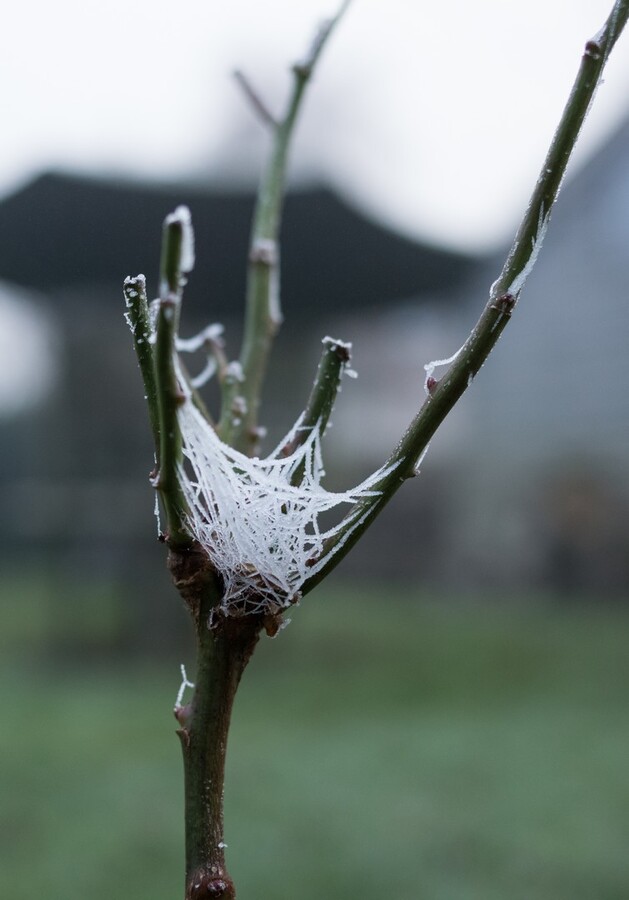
[129,205,398,617]
[175,371,397,617]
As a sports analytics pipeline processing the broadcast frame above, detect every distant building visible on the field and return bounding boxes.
[0,171,474,314]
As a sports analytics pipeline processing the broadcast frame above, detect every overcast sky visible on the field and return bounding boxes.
[2,0,629,252]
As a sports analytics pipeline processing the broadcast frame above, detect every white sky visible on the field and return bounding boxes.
[2,0,629,252]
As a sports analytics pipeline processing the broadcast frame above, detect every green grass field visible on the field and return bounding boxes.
[1,581,629,899]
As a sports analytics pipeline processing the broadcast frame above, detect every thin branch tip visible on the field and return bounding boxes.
[230,7,349,451]
[294,0,352,78]
[322,335,352,362]
[233,69,278,128]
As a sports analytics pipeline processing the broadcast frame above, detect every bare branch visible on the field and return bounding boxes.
[222,1,351,455]
[301,0,629,596]
[233,69,278,129]
[123,274,160,456]
[279,336,353,485]
[153,210,194,550]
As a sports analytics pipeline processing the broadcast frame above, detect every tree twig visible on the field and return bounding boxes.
[124,274,160,456]
[276,336,353,485]
[169,547,263,900]
[222,1,351,455]
[153,209,195,549]
[300,0,629,596]
[233,69,278,129]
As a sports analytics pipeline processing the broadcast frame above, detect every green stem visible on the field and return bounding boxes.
[124,274,160,455]
[294,337,352,444]
[492,0,629,302]
[276,336,352,486]
[301,0,629,596]
[223,3,351,455]
[169,547,262,900]
[154,297,190,548]
[153,211,194,549]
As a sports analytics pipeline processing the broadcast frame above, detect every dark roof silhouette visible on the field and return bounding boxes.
[0,172,477,317]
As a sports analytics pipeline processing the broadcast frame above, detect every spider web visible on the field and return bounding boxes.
[176,387,396,617]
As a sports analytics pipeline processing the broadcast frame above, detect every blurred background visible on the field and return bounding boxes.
[1,2,629,898]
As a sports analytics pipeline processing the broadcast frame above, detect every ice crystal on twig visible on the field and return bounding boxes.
[423,344,465,395]
[506,205,550,298]
[174,664,195,710]
[165,206,195,275]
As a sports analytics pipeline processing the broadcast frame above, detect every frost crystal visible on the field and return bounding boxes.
[165,205,195,274]
[423,344,465,395]
[177,323,224,388]
[174,664,195,709]
[506,206,550,297]
[176,323,224,354]
[175,373,396,617]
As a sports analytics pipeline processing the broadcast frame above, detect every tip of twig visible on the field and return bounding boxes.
[233,69,278,129]
[322,335,352,362]
[294,0,352,78]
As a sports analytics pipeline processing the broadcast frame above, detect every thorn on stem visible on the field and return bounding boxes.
[176,726,191,749]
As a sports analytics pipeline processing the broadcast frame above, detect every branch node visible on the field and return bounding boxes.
[248,237,278,266]
[292,62,312,80]
[492,293,516,315]
[174,705,191,726]
[584,39,603,60]
[187,872,234,900]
